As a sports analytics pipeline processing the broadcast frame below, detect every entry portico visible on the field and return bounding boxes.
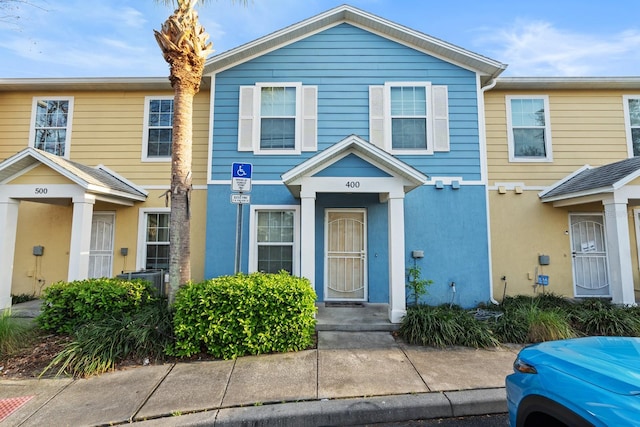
[281,135,427,323]
[0,148,147,309]
[540,157,640,305]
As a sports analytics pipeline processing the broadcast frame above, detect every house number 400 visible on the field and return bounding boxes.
[345,181,360,189]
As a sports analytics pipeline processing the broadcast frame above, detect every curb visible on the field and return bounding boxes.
[133,388,506,426]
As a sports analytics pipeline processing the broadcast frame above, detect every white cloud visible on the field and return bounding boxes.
[479,19,640,76]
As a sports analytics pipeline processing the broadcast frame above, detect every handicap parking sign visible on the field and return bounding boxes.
[231,162,252,192]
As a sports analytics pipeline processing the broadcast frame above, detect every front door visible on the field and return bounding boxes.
[88,212,115,278]
[570,213,610,297]
[325,209,367,301]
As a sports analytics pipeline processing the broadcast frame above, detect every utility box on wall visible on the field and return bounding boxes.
[32,245,44,256]
[539,255,550,265]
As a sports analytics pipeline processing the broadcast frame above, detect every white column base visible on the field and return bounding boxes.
[0,199,19,310]
[68,195,95,281]
[603,200,635,305]
[388,193,406,323]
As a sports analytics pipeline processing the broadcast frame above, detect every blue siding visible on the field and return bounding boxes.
[211,23,481,182]
[314,154,392,178]
[205,22,491,308]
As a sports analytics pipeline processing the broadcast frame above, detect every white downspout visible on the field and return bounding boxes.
[480,78,499,304]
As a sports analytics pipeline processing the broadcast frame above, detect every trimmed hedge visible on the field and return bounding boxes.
[37,278,159,334]
[171,272,317,359]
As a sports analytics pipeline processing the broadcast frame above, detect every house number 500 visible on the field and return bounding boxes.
[345,181,360,189]
[35,187,48,195]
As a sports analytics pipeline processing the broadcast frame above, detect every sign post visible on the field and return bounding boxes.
[231,163,252,273]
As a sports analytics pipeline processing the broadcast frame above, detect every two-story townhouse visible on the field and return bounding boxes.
[0,78,211,309]
[203,5,506,322]
[485,77,640,305]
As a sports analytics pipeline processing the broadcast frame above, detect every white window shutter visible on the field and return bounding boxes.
[301,86,317,152]
[432,85,450,152]
[369,86,385,150]
[238,86,255,152]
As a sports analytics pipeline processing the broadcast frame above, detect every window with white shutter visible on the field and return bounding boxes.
[237,83,317,154]
[368,82,450,154]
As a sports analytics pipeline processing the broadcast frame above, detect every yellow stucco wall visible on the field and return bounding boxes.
[1,86,210,297]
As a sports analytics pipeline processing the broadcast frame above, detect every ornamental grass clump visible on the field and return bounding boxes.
[0,310,35,358]
[171,272,316,359]
[399,304,498,348]
[42,298,173,378]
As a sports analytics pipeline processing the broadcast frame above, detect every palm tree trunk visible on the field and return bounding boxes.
[168,82,194,304]
[154,0,212,304]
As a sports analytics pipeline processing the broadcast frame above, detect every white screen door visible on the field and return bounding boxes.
[89,213,115,278]
[325,209,367,301]
[570,213,610,297]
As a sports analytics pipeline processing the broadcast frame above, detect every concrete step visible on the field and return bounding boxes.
[315,303,400,332]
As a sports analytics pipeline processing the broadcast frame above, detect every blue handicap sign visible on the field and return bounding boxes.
[232,162,252,179]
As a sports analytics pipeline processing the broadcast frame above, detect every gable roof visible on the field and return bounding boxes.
[204,4,506,84]
[0,148,147,202]
[281,134,427,197]
[540,157,640,201]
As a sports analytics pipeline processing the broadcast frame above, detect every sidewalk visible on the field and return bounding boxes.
[1,328,518,427]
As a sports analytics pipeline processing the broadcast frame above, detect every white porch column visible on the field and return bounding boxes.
[300,190,316,288]
[603,200,635,305]
[388,192,406,323]
[0,198,20,309]
[68,194,95,281]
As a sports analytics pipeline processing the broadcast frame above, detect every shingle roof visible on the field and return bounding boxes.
[0,148,147,201]
[541,157,640,200]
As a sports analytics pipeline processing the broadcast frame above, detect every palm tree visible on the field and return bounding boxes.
[154,0,213,304]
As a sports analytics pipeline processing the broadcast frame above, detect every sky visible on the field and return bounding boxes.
[1,0,640,79]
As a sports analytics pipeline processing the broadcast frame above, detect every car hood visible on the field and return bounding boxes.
[520,337,640,396]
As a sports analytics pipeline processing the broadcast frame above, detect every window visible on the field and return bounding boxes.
[138,209,170,271]
[238,83,317,154]
[249,206,299,274]
[143,96,173,161]
[506,96,552,162]
[30,97,74,157]
[369,82,449,154]
[624,96,640,157]
[260,87,296,150]
[391,86,427,149]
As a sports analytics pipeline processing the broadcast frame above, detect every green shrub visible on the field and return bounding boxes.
[0,310,35,357]
[399,305,498,348]
[573,299,640,336]
[171,272,317,359]
[37,278,159,334]
[43,299,173,377]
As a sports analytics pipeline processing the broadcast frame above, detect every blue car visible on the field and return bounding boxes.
[506,336,640,427]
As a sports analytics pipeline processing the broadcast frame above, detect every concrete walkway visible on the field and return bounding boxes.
[1,301,519,426]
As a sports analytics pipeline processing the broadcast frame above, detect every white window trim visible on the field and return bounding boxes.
[29,96,74,159]
[506,95,553,163]
[136,207,170,271]
[248,205,300,275]
[255,82,303,155]
[142,95,174,162]
[385,82,434,155]
[623,95,640,158]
